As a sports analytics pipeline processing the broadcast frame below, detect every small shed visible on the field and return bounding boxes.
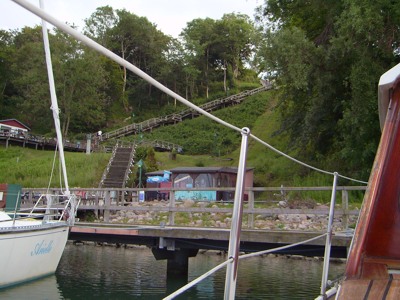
[0,119,30,136]
[170,167,254,201]
[145,170,172,200]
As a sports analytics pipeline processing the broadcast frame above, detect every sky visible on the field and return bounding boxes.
[0,0,262,38]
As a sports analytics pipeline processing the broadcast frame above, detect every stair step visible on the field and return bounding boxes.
[100,146,135,188]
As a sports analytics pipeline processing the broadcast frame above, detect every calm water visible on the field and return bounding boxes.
[0,243,345,299]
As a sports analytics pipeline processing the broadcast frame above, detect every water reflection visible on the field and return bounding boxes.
[0,275,62,300]
[0,243,345,299]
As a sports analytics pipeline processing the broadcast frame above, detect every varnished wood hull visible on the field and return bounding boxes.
[337,64,400,299]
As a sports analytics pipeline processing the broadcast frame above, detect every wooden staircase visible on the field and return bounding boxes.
[100,85,272,141]
[99,144,135,188]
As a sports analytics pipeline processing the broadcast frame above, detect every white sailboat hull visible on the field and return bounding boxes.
[0,223,69,288]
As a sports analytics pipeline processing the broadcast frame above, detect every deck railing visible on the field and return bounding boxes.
[19,186,365,229]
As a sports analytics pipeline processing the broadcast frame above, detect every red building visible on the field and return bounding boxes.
[170,167,253,201]
[146,167,254,201]
[0,119,30,136]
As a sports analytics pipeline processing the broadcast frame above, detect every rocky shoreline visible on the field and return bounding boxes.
[90,199,358,232]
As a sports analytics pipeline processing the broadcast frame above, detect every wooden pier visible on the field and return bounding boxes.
[70,223,351,256]
[69,223,352,279]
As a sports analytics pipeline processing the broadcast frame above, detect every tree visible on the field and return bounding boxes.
[181,14,258,97]
[332,0,400,178]
[84,5,117,47]
[39,28,109,136]
[11,26,53,132]
[8,26,108,136]
[0,29,17,119]
[181,18,217,98]
[145,147,158,173]
[86,8,171,113]
[212,13,257,91]
[256,0,400,178]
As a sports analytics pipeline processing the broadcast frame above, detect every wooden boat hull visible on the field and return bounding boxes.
[336,64,400,299]
[0,223,69,288]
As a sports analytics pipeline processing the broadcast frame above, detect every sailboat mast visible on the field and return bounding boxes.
[39,0,70,195]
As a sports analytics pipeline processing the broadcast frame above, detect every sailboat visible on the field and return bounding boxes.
[0,0,77,288]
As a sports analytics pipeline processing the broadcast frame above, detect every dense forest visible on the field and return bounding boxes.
[1,0,399,181]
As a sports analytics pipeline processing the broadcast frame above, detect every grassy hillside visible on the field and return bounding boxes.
[0,146,110,188]
[0,88,336,189]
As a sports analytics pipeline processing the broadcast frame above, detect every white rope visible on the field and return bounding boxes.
[58,149,63,192]
[46,143,58,193]
[251,134,368,184]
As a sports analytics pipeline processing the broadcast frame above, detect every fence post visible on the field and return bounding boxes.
[104,190,110,222]
[169,189,175,226]
[224,127,250,300]
[342,189,349,230]
[94,190,100,218]
[319,172,338,298]
[248,189,254,229]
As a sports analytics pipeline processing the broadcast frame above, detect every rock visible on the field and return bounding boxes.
[198,202,208,208]
[298,224,308,230]
[183,200,195,208]
[278,200,287,207]
[277,214,287,222]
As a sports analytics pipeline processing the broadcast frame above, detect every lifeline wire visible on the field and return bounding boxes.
[239,233,327,260]
[163,258,233,300]
[251,134,368,185]
[163,233,328,299]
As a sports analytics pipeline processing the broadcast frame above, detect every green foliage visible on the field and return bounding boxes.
[143,92,271,155]
[195,160,205,167]
[255,0,400,180]
[1,7,260,138]
[145,147,158,173]
[181,13,258,97]
[134,146,148,162]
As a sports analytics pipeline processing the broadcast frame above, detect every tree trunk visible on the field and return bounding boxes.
[205,47,209,99]
[64,115,70,137]
[121,41,129,112]
[223,60,227,93]
[233,60,239,79]
[185,74,189,100]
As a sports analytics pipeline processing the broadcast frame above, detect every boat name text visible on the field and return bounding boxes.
[31,240,53,256]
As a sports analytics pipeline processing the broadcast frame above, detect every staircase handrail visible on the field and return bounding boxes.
[123,145,136,188]
[98,142,119,188]
[99,85,272,141]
